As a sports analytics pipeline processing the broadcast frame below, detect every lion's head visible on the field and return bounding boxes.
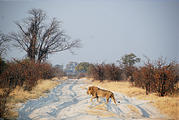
[87,86,99,95]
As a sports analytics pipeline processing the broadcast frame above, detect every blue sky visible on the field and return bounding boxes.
[0,0,178,65]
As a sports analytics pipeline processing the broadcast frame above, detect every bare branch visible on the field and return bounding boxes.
[8,8,81,63]
[0,32,10,56]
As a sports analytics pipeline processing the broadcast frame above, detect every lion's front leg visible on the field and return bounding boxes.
[91,96,96,102]
[96,96,99,102]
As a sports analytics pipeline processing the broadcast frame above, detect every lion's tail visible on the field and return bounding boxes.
[111,93,118,105]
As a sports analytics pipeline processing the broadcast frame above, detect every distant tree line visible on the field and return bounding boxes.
[84,54,178,97]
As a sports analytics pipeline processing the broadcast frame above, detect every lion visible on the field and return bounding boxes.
[87,86,119,105]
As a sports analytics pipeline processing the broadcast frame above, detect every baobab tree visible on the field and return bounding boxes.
[9,8,80,63]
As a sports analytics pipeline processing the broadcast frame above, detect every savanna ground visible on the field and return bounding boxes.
[1,77,178,119]
[90,78,179,120]
[6,78,174,120]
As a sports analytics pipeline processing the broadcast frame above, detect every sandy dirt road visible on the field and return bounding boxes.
[18,78,167,120]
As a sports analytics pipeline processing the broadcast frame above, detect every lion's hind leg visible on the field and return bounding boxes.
[111,94,117,105]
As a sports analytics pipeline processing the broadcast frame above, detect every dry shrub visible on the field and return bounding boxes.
[123,66,136,80]
[133,63,156,95]
[0,59,57,90]
[0,60,40,90]
[39,63,56,79]
[88,63,122,81]
[154,61,177,96]
[132,59,178,96]
[89,64,105,81]
[104,64,122,81]
[132,68,144,88]
[0,59,58,118]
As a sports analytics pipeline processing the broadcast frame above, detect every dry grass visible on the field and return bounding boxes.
[9,78,60,101]
[90,80,179,120]
[4,77,62,119]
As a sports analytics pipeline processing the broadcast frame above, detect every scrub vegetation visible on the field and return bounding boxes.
[86,54,179,120]
[0,58,64,119]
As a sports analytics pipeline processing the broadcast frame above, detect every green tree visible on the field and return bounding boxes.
[75,62,90,73]
[117,53,140,80]
[119,53,140,67]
